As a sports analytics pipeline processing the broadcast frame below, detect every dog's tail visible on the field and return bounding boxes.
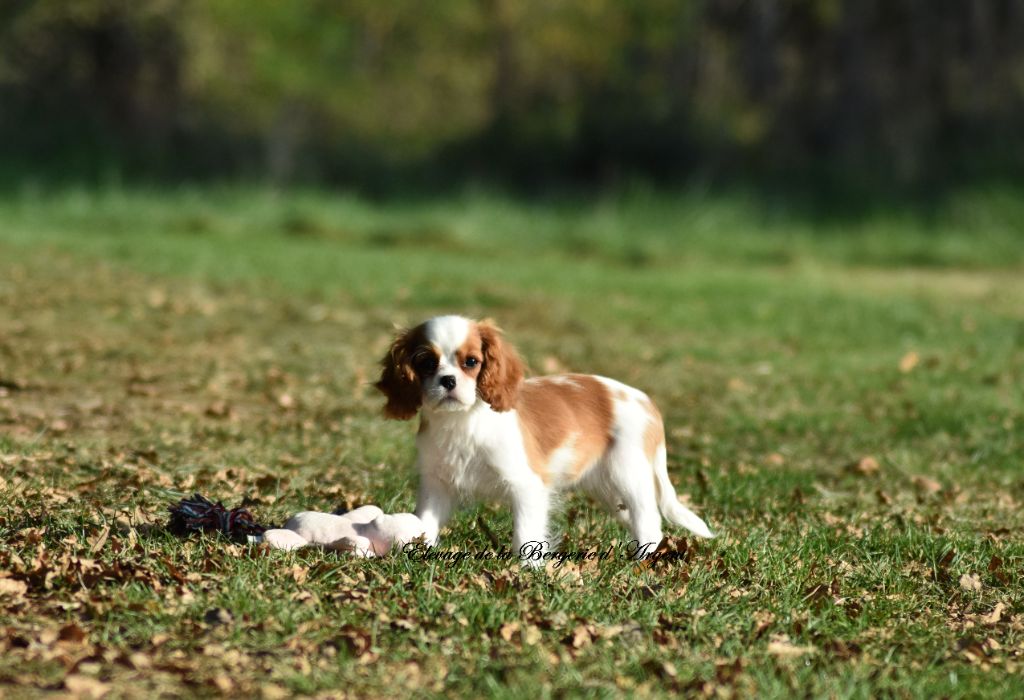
[653,444,714,538]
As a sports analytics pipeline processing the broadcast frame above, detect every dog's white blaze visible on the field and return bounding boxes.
[424,315,471,354]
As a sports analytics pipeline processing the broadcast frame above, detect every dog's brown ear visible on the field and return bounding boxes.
[477,320,524,412]
[375,327,425,420]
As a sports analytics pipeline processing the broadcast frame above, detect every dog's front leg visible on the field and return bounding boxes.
[509,482,551,567]
[414,472,454,546]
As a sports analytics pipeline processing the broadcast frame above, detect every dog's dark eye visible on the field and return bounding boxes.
[463,357,479,369]
[414,354,439,375]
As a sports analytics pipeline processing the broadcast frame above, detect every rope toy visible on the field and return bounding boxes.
[167,493,268,540]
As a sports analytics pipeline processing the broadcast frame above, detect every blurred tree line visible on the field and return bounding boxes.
[2,0,1023,192]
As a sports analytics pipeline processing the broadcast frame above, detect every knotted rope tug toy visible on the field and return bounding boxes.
[167,493,267,541]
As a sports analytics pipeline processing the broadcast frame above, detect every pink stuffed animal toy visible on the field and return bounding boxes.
[261,506,426,557]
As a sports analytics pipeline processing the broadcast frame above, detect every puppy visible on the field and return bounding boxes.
[375,315,712,560]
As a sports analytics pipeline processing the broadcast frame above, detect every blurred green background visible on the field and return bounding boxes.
[4,0,1024,194]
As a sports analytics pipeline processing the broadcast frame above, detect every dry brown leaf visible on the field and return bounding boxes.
[570,625,593,649]
[912,475,942,495]
[848,456,880,476]
[983,602,1005,625]
[959,573,982,592]
[767,635,817,658]
[0,578,28,597]
[290,565,308,585]
[64,674,110,699]
[204,401,232,419]
[58,623,88,644]
[522,624,542,646]
[87,525,110,554]
[727,377,750,392]
[204,607,234,626]
[126,652,152,669]
[899,351,920,373]
[752,611,776,640]
[210,675,234,693]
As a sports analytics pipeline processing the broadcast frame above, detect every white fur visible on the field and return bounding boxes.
[422,315,478,411]
[406,316,713,566]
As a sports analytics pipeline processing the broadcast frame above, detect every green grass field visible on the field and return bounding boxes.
[1,186,1023,698]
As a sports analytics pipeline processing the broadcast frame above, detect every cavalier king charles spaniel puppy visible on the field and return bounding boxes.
[375,315,713,560]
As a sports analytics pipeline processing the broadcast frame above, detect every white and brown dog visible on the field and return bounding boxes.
[375,315,712,560]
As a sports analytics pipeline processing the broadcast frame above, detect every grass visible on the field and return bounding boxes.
[1,184,1023,698]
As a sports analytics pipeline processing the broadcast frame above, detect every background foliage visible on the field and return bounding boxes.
[3,0,1024,190]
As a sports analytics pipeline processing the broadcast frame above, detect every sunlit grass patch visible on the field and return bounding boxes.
[1,187,1023,697]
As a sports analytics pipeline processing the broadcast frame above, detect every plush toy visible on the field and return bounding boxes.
[260,506,427,557]
[167,494,425,557]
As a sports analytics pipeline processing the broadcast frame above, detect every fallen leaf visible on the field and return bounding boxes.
[847,456,880,476]
[767,635,817,658]
[58,623,88,644]
[126,652,152,669]
[899,351,920,373]
[499,622,519,643]
[727,377,750,392]
[959,573,982,592]
[912,475,942,495]
[569,625,592,649]
[983,602,1005,625]
[64,674,110,698]
[715,658,744,683]
[752,611,775,640]
[290,565,308,585]
[0,578,28,597]
[88,525,110,554]
[958,638,988,663]
[204,608,234,626]
[204,401,232,418]
[210,675,234,693]
[522,624,542,646]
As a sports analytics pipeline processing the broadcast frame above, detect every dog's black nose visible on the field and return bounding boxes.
[440,375,456,391]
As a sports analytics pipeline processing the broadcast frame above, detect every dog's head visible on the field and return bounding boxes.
[375,315,524,419]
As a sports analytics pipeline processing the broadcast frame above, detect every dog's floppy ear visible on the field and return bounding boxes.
[476,319,524,412]
[375,326,425,420]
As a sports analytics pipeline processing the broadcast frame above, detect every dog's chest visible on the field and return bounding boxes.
[417,413,506,498]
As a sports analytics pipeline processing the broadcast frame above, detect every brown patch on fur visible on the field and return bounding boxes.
[374,323,435,420]
[516,375,614,484]
[455,324,484,380]
[476,320,524,412]
[642,398,665,463]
